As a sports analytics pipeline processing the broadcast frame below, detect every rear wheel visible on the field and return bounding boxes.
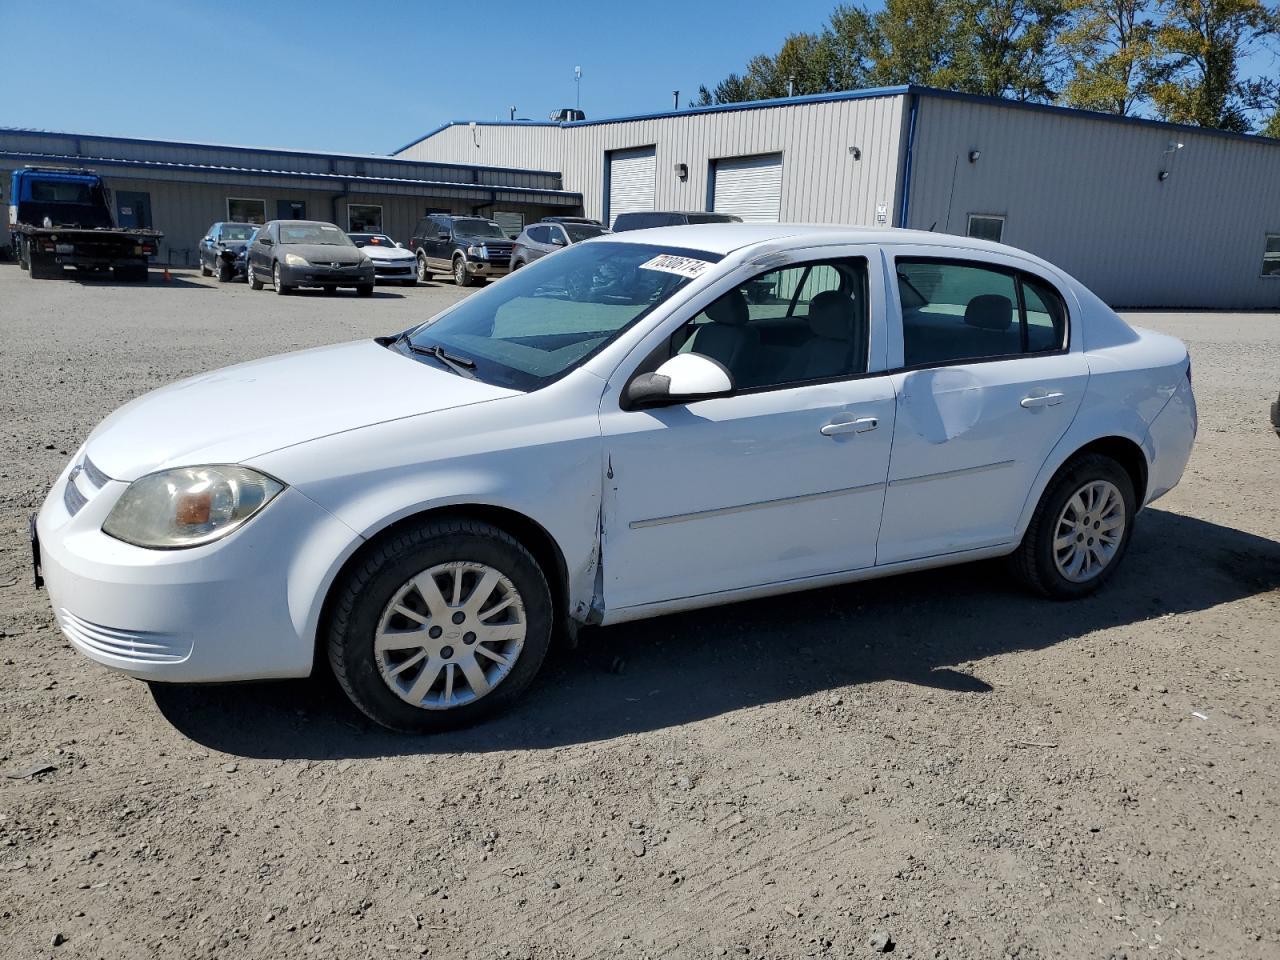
[416,252,430,282]
[327,519,553,732]
[453,256,474,287]
[1010,453,1136,599]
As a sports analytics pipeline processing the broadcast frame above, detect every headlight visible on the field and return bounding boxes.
[284,253,309,267]
[102,465,284,549]
[467,245,485,257]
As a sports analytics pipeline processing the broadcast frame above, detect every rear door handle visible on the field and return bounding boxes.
[1020,392,1065,409]
[821,416,878,437]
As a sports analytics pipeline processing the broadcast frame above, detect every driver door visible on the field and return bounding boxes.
[598,249,897,615]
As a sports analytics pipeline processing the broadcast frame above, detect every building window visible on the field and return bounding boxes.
[347,204,383,232]
[227,198,266,224]
[966,214,1005,244]
[278,200,306,220]
[492,211,524,238]
[1262,234,1280,277]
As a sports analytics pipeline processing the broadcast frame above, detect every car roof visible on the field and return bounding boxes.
[599,222,1054,265]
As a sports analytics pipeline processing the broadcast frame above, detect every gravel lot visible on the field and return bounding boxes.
[1,264,1277,960]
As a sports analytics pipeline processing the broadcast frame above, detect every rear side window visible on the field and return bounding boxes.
[896,259,1067,366]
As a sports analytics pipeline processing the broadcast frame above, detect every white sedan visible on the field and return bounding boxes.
[34,225,1197,732]
[348,232,417,285]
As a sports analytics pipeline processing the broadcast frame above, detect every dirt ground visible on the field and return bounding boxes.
[0,264,1277,960]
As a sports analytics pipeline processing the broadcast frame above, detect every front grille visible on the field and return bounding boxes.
[374,265,413,275]
[62,455,110,517]
[63,479,87,516]
[82,456,110,489]
[59,609,192,663]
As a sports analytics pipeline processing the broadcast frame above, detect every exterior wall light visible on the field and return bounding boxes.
[673,162,688,180]
[849,146,862,160]
[1158,170,1171,181]
[968,150,981,163]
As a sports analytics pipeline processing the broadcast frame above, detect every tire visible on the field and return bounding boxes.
[401,278,417,287]
[453,256,474,287]
[511,258,524,271]
[327,518,553,733]
[322,286,338,296]
[216,260,234,282]
[200,258,213,277]
[273,263,292,295]
[247,261,264,290]
[17,239,29,271]
[1010,453,1137,599]
[356,284,374,298]
[416,252,430,282]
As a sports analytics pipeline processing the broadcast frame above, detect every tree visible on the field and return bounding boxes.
[1058,0,1161,113]
[949,0,1069,100]
[1149,0,1279,130]
[864,0,967,87]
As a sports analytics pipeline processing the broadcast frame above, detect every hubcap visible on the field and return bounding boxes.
[455,261,464,282]
[1053,480,1125,582]
[418,255,427,281]
[374,561,526,710]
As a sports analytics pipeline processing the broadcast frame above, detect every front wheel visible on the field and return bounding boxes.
[453,256,474,287]
[273,263,292,295]
[247,261,264,290]
[327,519,553,732]
[216,260,234,282]
[1010,453,1136,599]
[356,284,374,297]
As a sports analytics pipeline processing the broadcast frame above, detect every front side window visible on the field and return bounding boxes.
[672,258,869,390]
[897,259,1066,366]
[399,241,721,391]
[1262,234,1280,277]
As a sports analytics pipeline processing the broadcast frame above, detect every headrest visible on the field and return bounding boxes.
[964,294,1013,331]
[808,290,855,341]
[705,289,749,326]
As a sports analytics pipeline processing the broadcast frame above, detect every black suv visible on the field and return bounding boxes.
[410,215,515,286]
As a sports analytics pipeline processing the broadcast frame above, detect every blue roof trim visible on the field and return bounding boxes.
[0,149,584,202]
[0,126,565,179]
[392,86,914,153]
[394,82,1280,154]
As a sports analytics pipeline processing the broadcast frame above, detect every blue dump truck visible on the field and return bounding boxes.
[6,167,161,281]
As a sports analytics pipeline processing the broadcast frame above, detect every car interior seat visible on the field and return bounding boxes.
[683,289,760,384]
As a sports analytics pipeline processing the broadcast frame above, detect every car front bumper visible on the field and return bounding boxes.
[279,262,375,288]
[369,258,417,282]
[35,456,360,683]
[464,258,511,277]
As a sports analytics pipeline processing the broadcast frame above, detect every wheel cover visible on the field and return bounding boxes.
[1053,479,1125,582]
[454,259,465,282]
[417,254,427,281]
[247,263,254,284]
[374,561,526,710]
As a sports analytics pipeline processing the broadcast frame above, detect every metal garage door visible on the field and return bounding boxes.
[713,154,783,223]
[608,147,656,226]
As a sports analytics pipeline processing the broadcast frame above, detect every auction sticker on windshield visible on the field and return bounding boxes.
[639,254,713,279]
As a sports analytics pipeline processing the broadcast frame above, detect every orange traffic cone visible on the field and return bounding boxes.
[163,267,171,282]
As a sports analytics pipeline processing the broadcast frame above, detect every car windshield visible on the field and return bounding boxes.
[400,241,721,391]
[278,223,352,245]
[452,219,508,239]
[564,223,609,241]
[350,233,396,247]
[221,224,254,241]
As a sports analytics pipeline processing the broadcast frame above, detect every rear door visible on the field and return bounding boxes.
[877,246,1088,564]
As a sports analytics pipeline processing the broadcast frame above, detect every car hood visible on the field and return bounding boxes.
[281,244,367,265]
[459,236,513,246]
[84,340,519,482]
[364,245,414,261]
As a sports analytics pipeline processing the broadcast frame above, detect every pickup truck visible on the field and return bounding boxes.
[7,167,161,281]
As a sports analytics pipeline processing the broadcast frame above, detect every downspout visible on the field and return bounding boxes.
[896,91,919,229]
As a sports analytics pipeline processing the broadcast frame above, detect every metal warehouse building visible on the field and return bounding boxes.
[395,85,1280,309]
[1,128,582,268]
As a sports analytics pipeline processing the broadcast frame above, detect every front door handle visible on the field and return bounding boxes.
[1020,392,1065,409]
[821,416,878,437]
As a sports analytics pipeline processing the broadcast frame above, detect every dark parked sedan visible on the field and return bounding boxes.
[511,219,610,268]
[246,220,375,296]
[198,221,257,282]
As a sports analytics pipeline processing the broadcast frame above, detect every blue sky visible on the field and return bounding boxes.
[2,0,845,155]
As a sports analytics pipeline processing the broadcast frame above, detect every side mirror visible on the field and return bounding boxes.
[202,236,212,243]
[396,241,405,249]
[625,353,734,409]
[260,237,273,246]
[551,237,566,247]
[354,240,366,247]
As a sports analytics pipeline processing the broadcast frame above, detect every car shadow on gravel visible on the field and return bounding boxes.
[150,508,1280,759]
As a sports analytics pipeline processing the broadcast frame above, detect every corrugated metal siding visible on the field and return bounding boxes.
[397,95,908,228]
[905,96,1280,308]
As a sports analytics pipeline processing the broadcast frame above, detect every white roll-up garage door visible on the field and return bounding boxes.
[608,147,656,226]
[713,154,783,223]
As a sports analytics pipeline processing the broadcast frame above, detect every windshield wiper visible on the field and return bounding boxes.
[403,340,477,378]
